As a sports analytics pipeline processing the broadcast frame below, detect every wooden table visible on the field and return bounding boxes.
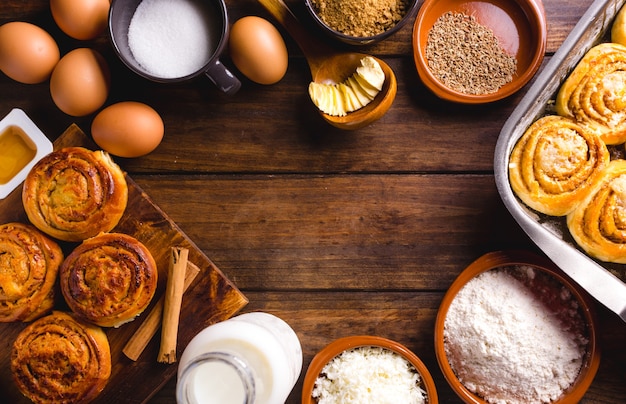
[1,0,625,402]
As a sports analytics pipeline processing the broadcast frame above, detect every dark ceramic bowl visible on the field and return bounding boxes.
[304,0,420,46]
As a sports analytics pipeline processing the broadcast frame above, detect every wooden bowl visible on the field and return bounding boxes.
[412,0,547,103]
[434,250,601,403]
[302,335,438,403]
[304,0,420,46]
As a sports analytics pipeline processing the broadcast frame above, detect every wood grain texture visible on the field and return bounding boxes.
[2,0,626,403]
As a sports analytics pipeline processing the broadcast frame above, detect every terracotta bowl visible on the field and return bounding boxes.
[412,0,547,103]
[434,250,601,403]
[302,335,438,403]
[303,0,420,46]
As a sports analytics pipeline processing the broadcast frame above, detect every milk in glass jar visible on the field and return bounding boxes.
[176,312,302,404]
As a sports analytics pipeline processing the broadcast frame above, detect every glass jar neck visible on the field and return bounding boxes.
[176,351,255,404]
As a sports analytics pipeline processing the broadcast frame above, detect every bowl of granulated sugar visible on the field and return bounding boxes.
[304,0,420,46]
[435,250,600,404]
[412,0,547,103]
[302,335,438,404]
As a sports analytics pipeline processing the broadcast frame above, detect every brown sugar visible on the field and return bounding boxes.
[310,0,409,37]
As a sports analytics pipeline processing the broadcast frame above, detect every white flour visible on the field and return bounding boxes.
[444,266,588,404]
[128,0,214,78]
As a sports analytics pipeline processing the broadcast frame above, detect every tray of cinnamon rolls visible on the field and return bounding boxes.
[0,125,248,403]
[495,0,626,320]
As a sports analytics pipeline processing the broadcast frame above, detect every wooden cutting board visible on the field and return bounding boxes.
[0,124,248,403]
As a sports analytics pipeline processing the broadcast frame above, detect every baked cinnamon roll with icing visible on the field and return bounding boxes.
[0,222,63,322]
[555,42,626,145]
[22,147,128,242]
[59,232,158,327]
[509,115,610,216]
[11,311,111,404]
[567,159,626,263]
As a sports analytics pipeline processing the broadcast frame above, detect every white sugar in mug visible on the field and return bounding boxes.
[108,0,240,94]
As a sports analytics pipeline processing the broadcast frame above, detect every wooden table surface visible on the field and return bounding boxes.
[2,0,626,402]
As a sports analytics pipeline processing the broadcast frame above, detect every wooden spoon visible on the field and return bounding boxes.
[257,0,397,130]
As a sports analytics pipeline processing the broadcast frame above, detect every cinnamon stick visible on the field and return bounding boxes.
[123,253,199,361]
[157,247,189,363]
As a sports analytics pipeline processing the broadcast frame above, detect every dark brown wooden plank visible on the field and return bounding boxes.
[1,56,522,174]
[132,173,535,291]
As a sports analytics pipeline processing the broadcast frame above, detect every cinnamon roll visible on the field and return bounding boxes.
[555,42,626,145]
[509,115,610,216]
[611,4,626,47]
[22,147,128,242]
[0,222,63,322]
[567,159,626,263]
[11,311,111,404]
[59,232,158,327]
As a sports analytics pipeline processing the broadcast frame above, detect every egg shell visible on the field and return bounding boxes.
[229,16,288,85]
[91,101,164,158]
[51,0,111,40]
[0,22,60,84]
[50,48,110,116]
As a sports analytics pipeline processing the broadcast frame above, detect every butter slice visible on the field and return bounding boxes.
[308,56,386,117]
[356,56,385,91]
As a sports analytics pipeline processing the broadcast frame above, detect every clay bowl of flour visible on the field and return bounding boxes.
[412,0,546,103]
[302,335,438,403]
[435,250,600,404]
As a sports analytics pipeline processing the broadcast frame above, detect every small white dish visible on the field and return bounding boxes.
[0,108,53,199]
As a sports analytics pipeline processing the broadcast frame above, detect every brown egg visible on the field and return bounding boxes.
[50,48,110,116]
[229,16,288,85]
[0,22,60,84]
[91,101,164,158]
[51,0,111,40]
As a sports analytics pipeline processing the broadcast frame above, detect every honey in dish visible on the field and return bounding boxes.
[0,125,36,184]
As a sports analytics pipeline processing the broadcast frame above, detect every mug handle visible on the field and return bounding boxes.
[205,60,241,95]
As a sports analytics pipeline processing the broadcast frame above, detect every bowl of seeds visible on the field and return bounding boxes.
[412,0,547,103]
[304,0,420,46]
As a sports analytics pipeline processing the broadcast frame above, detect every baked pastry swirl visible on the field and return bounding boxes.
[0,222,63,322]
[59,232,158,327]
[509,115,610,216]
[567,159,626,263]
[11,311,111,404]
[555,42,626,145]
[22,147,128,242]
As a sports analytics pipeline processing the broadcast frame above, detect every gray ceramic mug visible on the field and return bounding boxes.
[108,0,240,94]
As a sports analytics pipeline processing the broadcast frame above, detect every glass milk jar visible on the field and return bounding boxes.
[177,312,302,404]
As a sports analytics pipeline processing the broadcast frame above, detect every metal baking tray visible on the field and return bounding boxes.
[494,0,626,322]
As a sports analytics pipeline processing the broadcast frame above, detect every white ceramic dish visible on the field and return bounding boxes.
[494,0,626,322]
[0,108,53,199]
